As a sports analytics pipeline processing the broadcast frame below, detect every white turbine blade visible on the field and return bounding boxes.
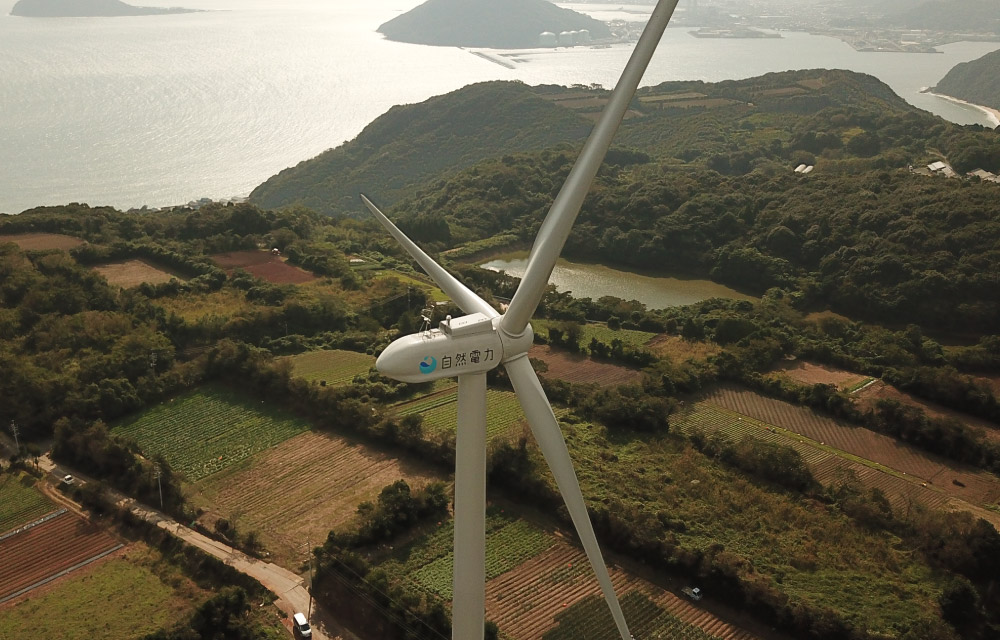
[453,372,488,640]
[501,0,679,336]
[361,194,499,319]
[504,356,632,640]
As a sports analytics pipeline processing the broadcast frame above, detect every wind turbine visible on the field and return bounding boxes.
[361,1,679,638]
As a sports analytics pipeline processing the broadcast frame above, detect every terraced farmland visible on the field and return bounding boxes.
[285,349,374,385]
[530,344,643,386]
[113,385,310,481]
[193,430,441,565]
[0,512,122,603]
[395,387,528,442]
[0,474,54,534]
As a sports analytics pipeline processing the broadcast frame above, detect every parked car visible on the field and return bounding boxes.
[61,474,74,486]
[292,612,312,638]
[682,586,702,601]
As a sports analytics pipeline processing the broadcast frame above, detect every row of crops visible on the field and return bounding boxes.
[544,592,722,640]
[395,388,529,441]
[285,349,374,385]
[396,511,555,600]
[112,384,310,481]
[0,474,54,534]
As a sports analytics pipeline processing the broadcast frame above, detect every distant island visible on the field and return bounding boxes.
[377,0,612,49]
[932,48,1000,118]
[11,0,198,17]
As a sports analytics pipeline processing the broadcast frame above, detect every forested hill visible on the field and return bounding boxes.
[885,0,1000,34]
[251,68,974,218]
[10,0,197,17]
[934,48,1000,112]
[377,0,611,48]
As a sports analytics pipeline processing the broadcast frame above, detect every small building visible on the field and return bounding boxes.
[927,160,947,172]
[794,164,814,174]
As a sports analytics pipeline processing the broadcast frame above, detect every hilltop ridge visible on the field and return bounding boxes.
[934,48,1000,113]
[10,0,198,17]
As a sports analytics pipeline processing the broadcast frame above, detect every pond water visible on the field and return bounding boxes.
[480,254,756,309]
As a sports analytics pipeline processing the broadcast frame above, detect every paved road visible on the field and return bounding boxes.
[37,455,360,640]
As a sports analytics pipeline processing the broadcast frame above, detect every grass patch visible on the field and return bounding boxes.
[0,473,54,533]
[113,384,310,481]
[285,349,374,385]
[372,270,449,303]
[154,289,251,323]
[532,319,656,351]
[0,554,188,640]
[395,388,528,441]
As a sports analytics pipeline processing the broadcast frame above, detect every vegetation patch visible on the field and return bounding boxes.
[532,319,656,351]
[0,232,84,251]
[395,387,528,441]
[284,349,374,385]
[768,359,869,390]
[112,384,310,481]
[646,334,721,363]
[530,344,644,386]
[372,270,449,303]
[211,250,316,284]
[0,473,54,534]
[544,591,720,640]
[93,259,184,288]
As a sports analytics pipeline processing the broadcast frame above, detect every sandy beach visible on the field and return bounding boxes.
[924,90,1000,127]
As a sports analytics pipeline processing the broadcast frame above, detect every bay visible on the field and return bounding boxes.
[480,255,756,309]
[0,0,997,214]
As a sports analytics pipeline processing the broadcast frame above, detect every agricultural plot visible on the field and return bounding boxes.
[193,431,441,566]
[154,288,251,323]
[372,270,449,303]
[0,511,122,603]
[0,232,84,251]
[211,250,316,284]
[529,345,643,387]
[0,551,189,639]
[0,474,54,534]
[768,360,869,390]
[704,386,1000,508]
[93,259,183,288]
[113,385,310,481]
[395,387,528,442]
[284,349,374,385]
[531,319,656,351]
[545,592,720,640]
[646,334,720,363]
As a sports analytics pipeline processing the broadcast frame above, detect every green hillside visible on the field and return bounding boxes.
[934,48,1000,112]
[10,0,196,17]
[886,0,1000,34]
[377,0,611,48]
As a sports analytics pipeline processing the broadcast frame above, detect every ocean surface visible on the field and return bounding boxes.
[1,0,997,215]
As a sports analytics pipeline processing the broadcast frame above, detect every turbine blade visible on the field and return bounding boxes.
[361,194,499,319]
[453,373,488,640]
[504,356,632,640]
[501,0,680,336]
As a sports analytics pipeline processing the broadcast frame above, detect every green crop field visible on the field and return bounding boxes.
[395,388,529,441]
[372,270,449,303]
[532,319,656,351]
[0,473,54,533]
[113,385,310,481]
[396,511,554,600]
[0,556,188,640]
[285,349,374,385]
[544,592,720,640]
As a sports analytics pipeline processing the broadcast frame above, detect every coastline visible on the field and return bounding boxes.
[923,90,1000,127]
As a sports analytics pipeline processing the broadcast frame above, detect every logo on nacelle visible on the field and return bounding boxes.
[419,356,438,375]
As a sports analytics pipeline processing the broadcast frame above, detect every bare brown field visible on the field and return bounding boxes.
[769,360,868,390]
[193,431,442,565]
[0,511,122,602]
[93,259,183,288]
[646,334,720,362]
[530,345,643,386]
[0,233,84,251]
[855,380,1000,445]
[706,386,1000,508]
[211,250,316,284]
[486,540,761,640]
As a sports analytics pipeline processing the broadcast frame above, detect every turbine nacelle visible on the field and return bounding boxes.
[376,312,534,383]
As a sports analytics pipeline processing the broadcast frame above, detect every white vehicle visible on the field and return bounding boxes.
[61,474,74,485]
[682,586,703,601]
[292,612,312,638]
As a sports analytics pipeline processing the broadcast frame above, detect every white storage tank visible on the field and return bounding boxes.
[577,29,591,44]
[558,30,575,46]
[539,31,558,47]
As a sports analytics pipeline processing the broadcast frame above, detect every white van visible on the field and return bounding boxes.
[292,612,312,638]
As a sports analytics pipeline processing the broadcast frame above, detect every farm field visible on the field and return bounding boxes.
[193,430,442,566]
[704,386,1000,509]
[394,387,528,442]
[112,384,310,481]
[93,259,183,288]
[0,511,122,603]
[372,269,449,303]
[529,344,643,386]
[0,232,84,250]
[0,547,190,640]
[854,380,1000,444]
[768,359,870,390]
[532,319,656,351]
[211,249,316,284]
[646,334,720,363]
[284,349,374,385]
[0,473,55,534]
[390,511,760,640]
[154,288,252,323]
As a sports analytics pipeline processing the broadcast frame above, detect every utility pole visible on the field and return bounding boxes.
[153,463,163,509]
[9,421,19,454]
[307,539,314,620]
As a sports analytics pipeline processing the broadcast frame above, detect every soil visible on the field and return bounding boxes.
[530,344,643,386]
[93,259,183,287]
[770,360,868,390]
[0,232,84,250]
[211,250,316,284]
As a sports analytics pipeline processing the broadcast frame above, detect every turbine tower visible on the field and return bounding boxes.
[362,1,679,638]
